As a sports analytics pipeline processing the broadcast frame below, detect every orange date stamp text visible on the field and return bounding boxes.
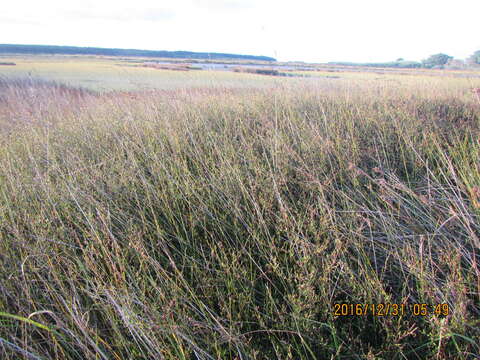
[333,303,449,317]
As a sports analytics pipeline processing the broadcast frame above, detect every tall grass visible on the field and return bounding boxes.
[0,76,479,359]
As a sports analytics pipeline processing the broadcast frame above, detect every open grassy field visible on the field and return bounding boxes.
[0,58,480,359]
[2,55,478,93]
[0,56,286,91]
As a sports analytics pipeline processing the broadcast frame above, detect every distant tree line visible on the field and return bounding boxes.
[328,50,480,69]
[327,60,422,68]
[2,43,479,69]
[422,51,480,69]
[0,44,276,62]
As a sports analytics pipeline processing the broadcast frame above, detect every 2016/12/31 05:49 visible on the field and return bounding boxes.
[333,303,450,317]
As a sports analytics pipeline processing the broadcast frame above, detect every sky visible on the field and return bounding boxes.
[1,0,479,63]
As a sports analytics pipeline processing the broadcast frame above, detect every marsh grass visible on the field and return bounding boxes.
[0,57,285,91]
[0,75,479,359]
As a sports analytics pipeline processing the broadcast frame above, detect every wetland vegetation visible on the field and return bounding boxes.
[0,56,479,359]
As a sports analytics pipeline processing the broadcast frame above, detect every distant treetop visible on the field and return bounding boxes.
[467,50,480,65]
[421,53,453,68]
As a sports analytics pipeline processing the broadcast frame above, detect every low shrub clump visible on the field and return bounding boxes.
[233,66,282,76]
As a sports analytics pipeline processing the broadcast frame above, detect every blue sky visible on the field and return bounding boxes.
[1,0,479,63]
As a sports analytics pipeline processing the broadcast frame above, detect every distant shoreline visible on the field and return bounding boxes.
[0,44,276,62]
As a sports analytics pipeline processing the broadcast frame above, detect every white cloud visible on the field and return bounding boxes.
[190,0,254,10]
[64,8,175,23]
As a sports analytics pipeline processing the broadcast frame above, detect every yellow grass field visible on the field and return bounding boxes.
[0,55,291,91]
